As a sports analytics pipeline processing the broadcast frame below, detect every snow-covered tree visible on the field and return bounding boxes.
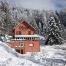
[45,16,63,45]
[0,0,13,35]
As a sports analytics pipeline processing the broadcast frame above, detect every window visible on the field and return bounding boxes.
[20,41,24,47]
[29,43,34,47]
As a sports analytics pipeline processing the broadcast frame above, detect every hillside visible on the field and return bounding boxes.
[0,41,42,66]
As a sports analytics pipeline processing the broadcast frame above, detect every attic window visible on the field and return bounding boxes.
[29,43,34,47]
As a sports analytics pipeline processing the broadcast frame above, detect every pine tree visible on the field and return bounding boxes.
[0,0,13,35]
[45,16,63,45]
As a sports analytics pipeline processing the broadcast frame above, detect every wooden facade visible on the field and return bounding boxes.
[9,21,40,54]
[12,21,36,35]
[9,40,40,54]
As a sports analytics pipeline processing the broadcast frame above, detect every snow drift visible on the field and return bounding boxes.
[28,45,66,66]
[0,41,42,66]
[0,41,66,66]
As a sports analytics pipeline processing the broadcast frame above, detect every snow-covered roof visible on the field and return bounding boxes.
[15,34,45,40]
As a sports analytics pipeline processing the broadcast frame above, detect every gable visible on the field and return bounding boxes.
[14,21,36,35]
[21,21,35,31]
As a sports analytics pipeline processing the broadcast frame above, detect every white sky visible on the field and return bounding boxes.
[9,0,66,10]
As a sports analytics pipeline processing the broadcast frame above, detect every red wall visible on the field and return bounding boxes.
[24,40,40,52]
[8,40,40,53]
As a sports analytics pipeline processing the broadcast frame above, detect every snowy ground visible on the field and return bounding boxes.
[0,41,66,66]
[27,45,66,66]
[0,41,42,66]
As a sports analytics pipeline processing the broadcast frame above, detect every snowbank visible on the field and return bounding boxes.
[0,41,66,66]
[28,45,66,66]
[0,41,42,66]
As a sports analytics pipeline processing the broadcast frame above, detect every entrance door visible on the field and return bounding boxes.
[16,49,24,54]
[21,49,23,54]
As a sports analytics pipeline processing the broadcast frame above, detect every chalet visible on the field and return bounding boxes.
[8,21,45,54]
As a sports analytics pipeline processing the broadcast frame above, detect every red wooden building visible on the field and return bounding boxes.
[8,21,44,54]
